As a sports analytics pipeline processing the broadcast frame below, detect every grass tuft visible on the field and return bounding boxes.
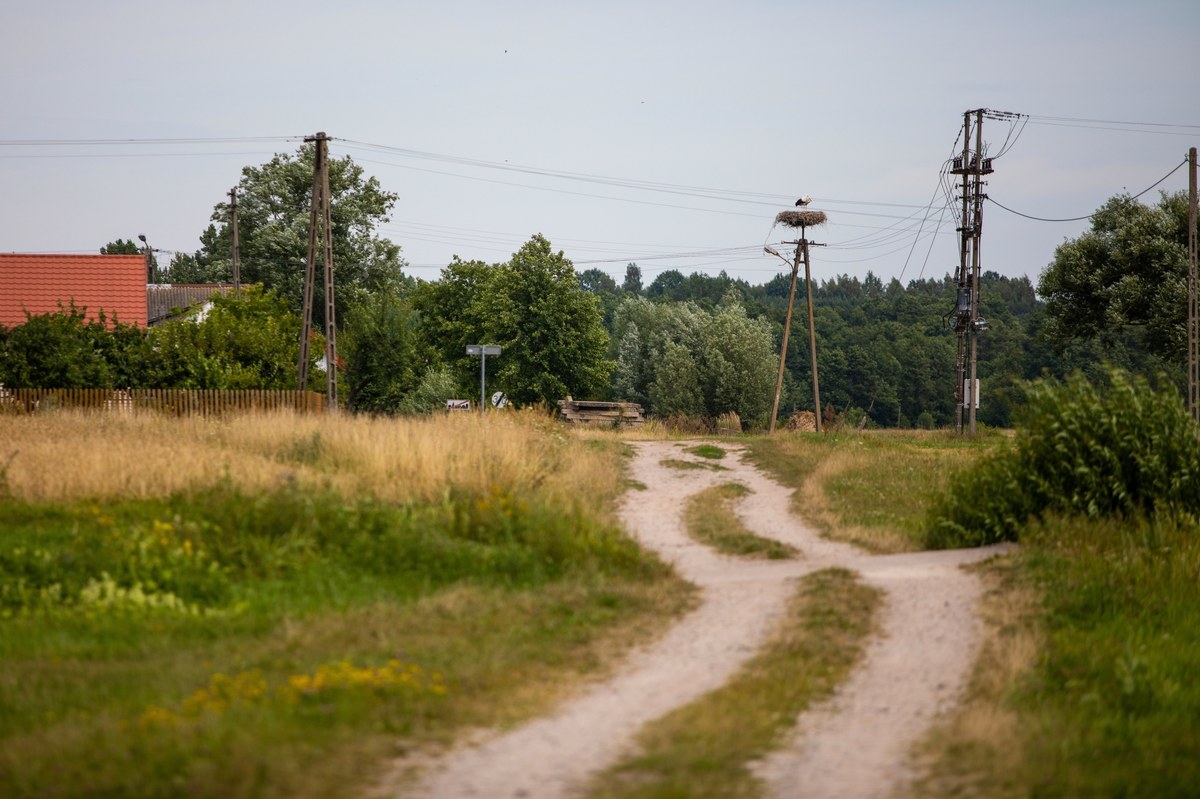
[683,483,797,560]
[584,568,881,798]
[685,444,726,460]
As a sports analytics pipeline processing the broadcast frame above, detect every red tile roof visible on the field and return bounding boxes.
[0,254,148,328]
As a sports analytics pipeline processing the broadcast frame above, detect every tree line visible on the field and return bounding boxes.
[1,145,1191,428]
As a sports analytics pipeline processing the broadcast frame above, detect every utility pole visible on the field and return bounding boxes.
[766,245,800,434]
[802,234,822,431]
[950,109,993,437]
[1188,146,1198,423]
[228,187,241,291]
[297,132,338,410]
[138,233,155,284]
[767,208,827,432]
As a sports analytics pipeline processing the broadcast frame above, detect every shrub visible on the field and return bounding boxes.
[925,367,1200,548]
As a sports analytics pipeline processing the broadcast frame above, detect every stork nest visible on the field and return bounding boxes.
[775,210,827,228]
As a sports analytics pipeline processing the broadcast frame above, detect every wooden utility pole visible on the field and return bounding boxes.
[1188,146,1198,423]
[768,247,800,434]
[767,208,827,433]
[297,132,338,410]
[228,187,241,291]
[802,235,822,432]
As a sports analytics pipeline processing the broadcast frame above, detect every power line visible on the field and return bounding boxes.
[0,135,302,146]
[1024,114,1200,131]
[988,158,1188,222]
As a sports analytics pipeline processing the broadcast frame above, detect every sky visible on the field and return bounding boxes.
[2,0,1198,290]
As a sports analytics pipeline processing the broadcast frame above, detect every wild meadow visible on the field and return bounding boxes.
[0,410,691,798]
[4,367,1197,798]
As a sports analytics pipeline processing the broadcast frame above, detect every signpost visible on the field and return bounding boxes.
[466,345,501,415]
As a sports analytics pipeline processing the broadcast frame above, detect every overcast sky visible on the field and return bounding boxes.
[2,0,1197,289]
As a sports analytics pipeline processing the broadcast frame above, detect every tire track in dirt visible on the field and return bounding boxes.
[385,441,1010,799]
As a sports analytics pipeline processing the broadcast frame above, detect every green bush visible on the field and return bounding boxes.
[925,368,1200,548]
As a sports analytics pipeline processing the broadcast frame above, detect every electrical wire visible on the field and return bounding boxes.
[0,136,302,146]
[988,157,1188,222]
[1024,114,1200,131]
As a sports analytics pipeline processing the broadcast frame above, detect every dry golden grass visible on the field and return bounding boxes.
[906,556,1040,799]
[0,409,621,511]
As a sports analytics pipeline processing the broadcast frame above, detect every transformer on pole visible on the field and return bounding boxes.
[949,110,995,437]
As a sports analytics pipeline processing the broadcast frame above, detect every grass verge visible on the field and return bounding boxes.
[912,514,1200,799]
[583,568,881,799]
[683,483,797,559]
[746,431,999,553]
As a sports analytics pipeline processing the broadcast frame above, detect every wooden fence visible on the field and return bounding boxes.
[0,388,326,417]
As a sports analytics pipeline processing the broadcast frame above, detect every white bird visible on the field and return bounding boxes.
[795,195,812,206]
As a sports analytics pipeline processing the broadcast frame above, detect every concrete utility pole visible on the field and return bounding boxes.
[297,132,338,410]
[950,109,993,437]
[1188,146,1198,423]
[228,187,241,291]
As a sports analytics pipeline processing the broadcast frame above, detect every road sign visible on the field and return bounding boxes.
[466,345,502,414]
[446,399,471,411]
[491,391,508,408]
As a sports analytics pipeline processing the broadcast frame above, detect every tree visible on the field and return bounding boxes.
[0,303,144,388]
[481,236,613,404]
[414,236,614,405]
[622,263,643,294]
[649,340,704,416]
[578,267,622,328]
[183,144,409,324]
[142,285,317,389]
[1038,191,1190,365]
[411,257,492,390]
[342,292,426,413]
[609,292,777,424]
[100,239,141,255]
[700,291,777,422]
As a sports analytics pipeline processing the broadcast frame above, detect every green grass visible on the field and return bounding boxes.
[0,485,691,799]
[685,444,726,460]
[747,431,997,552]
[683,483,797,560]
[584,568,881,798]
[916,513,1200,799]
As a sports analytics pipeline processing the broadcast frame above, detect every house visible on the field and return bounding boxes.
[146,284,230,325]
[0,253,148,328]
[0,254,229,329]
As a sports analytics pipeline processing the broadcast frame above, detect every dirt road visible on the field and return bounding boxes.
[390,441,1010,798]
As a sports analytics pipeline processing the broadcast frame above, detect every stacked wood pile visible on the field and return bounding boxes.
[785,410,818,432]
[556,398,644,427]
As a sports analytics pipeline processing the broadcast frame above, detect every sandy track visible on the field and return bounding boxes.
[387,441,1010,799]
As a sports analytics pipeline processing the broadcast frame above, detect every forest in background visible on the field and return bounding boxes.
[2,145,1190,430]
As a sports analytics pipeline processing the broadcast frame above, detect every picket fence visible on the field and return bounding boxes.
[0,388,326,417]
